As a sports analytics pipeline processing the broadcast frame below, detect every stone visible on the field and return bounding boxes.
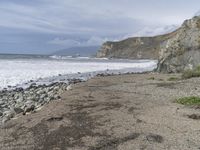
[24,105,35,113]
[40,94,48,99]
[15,87,24,92]
[0,81,69,123]
[16,96,24,103]
[0,101,5,106]
[54,86,59,91]
[3,110,15,121]
[14,107,24,114]
[66,85,72,91]
[157,16,200,73]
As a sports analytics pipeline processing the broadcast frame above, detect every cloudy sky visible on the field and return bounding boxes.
[0,0,200,54]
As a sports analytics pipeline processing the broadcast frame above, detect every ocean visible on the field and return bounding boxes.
[0,54,157,89]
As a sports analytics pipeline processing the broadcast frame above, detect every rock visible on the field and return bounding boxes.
[66,85,72,91]
[45,97,50,102]
[50,97,54,101]
[57,95,61,99]
[3,110,15,122]
[97,73,105,77]
[97,16,200,73]
[16,95,24,103]
[0,101,5,106]
[15,87,24,92]
[157,16,200,73]
[2,117,10,124]
[54,86,59,91]
[36,90,45,95]
[0,112,3,117]
[14,107,24,114]
[29,83,36,88]
[71,79,83,84]
[52,95,61,100]
[0,81,68,123]
[24,105,35,114]
[96,35,172,59]
[40,94,48,99]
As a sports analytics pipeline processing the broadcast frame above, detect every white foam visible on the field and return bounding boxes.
[0,58,157,89]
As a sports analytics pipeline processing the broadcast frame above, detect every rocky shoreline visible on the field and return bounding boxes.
[0,78,83,124]
[0,69,154,125]
[1,73,200,149]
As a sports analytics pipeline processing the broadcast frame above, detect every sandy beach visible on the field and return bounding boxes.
[1,1,200,150]
[0,73,200,150]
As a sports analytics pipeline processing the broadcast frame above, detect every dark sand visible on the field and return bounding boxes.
[1,73,200,150]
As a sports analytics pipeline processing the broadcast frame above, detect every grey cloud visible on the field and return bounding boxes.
[0,0,199,54]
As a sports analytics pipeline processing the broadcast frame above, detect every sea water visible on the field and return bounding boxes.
[0,54,157,89]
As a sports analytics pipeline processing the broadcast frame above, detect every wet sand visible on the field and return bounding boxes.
[0,73,200,150]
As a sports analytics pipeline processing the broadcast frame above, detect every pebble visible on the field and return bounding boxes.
[0,78,83,124]
[66,85,72,91]
[3,110,15,121]
[14,107,24,114]
[24,105,35,114]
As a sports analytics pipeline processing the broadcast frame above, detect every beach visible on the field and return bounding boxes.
[1,1,200,150]
[0,55,157,124]
[0,73,200,150]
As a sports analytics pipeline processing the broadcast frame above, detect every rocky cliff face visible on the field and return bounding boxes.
[96,34,173,60]
[97,16,200,73]
[157,16,200,73]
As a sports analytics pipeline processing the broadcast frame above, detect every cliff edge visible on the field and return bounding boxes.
[96,34,174,60]
[97,16,200,73]
[157,16,200,72]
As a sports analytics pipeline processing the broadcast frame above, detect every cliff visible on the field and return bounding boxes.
[96,33,174,60]
[97,16,200,73]
[157,16,200,73]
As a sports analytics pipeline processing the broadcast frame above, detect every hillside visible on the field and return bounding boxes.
[97,16,200,73]
[96,32,176,60]
[157,16,200,72]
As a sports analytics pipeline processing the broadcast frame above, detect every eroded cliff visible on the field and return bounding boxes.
[97,16,200,73]
[96,33,174,60]
[157,16,200,73]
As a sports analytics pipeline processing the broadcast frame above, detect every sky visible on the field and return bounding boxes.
[0,0,200,54]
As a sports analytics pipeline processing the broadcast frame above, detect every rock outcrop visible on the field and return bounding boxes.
[157,16,200,73]
[97,16,200,73]
[96,34,174,60]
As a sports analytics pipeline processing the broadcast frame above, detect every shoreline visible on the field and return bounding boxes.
[1,73,200,149]
[0,78,84,124]
[0,57,157,90]
[0,69,156,124]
